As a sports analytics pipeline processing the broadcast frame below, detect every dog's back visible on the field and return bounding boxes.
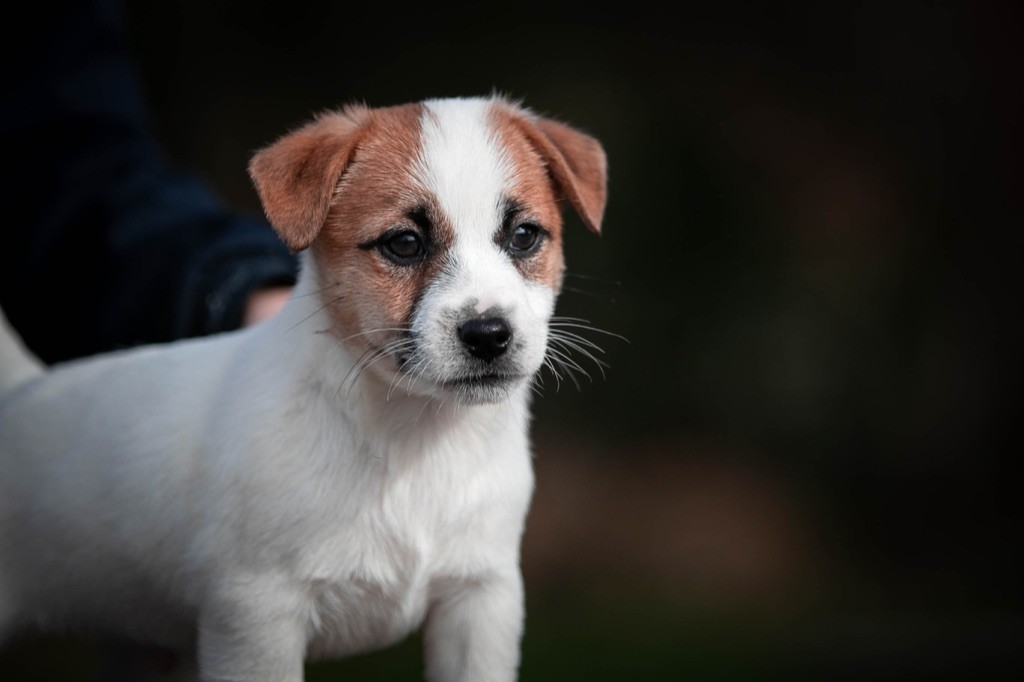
[0,320,250,647]
[0,309,43,639]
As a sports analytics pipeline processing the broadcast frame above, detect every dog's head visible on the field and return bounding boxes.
[249,97,606,404]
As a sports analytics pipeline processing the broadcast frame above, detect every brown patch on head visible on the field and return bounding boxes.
[307,104,455,358]
[488,102,568,291]
[493,101,608,237]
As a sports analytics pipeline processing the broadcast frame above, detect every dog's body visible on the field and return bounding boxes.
[0,97,606,681]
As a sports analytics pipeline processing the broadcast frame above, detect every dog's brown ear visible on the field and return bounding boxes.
[249,110,366,251]
[516,115,608,235]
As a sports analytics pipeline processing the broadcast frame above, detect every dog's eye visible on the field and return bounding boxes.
[508,224,541,254]
[381,231,424,263]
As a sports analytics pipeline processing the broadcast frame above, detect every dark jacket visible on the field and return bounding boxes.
[0,0,297,364]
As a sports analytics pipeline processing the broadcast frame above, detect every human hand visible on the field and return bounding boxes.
[243,286,293,326]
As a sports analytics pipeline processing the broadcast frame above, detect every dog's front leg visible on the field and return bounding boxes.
[423,570,525,682]
[197,577,307,682]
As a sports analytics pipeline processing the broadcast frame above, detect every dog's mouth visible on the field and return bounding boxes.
[442,373,524,389]
[390,351,524,394]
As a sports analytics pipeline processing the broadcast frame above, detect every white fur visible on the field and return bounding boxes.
[0,310,42,395]
[0,100,549,682]
[418,99,510,239]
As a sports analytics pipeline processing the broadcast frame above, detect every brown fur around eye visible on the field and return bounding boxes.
[489,104,567,291]
[310,104,455,355]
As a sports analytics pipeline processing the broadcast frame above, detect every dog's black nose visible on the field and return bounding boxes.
[458,318,512,362]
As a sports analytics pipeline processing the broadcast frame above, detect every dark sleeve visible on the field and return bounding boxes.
[0,0,297,364]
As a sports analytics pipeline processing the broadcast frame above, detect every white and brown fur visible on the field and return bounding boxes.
[0,96,606,681]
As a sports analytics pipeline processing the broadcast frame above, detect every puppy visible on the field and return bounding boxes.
[0,96,606,681]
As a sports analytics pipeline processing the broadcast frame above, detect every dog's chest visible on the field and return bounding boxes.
[299,435,532,658]
[302,515,433,658]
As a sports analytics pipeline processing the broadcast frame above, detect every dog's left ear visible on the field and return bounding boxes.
[249,110,366,251]
[514,114,608,235]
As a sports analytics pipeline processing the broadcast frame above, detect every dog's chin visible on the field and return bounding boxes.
[375,343,540,405]
[438,373,528,405]
[391,369,529,405]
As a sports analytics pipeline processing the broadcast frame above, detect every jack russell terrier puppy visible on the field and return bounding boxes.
[0,96,607,681]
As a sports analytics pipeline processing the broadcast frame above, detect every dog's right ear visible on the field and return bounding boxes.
[249,110,366,252]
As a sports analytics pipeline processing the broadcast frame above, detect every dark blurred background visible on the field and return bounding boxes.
[4,1,1022,679]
